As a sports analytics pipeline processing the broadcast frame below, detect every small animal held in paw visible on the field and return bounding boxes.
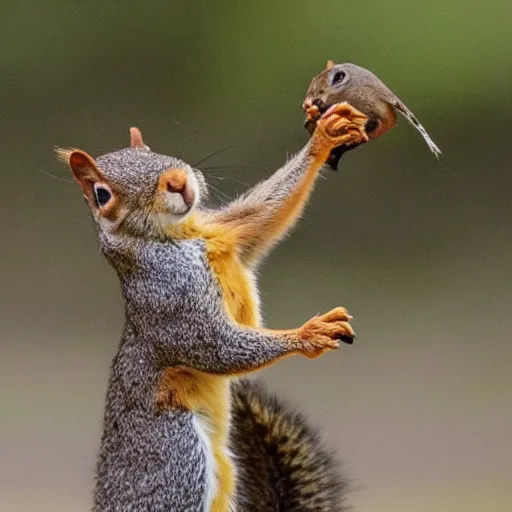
[304,61,442,169]
[58,110,362,511]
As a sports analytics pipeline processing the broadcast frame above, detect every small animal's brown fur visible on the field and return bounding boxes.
[304,61,441,158]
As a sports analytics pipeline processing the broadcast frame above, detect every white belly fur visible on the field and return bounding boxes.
[192,414,218,511]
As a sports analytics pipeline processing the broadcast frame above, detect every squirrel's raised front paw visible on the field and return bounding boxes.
[296,307,355,358]
[313,102,369,150]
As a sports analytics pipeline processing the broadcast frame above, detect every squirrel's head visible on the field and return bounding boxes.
[58,127,208,242]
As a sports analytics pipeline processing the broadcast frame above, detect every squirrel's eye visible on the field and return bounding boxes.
[93,184,112,208]
[330,69,347,87]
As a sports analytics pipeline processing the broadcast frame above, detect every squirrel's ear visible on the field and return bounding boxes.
[326,60,335,69]
[66,149,104,185]
[130,126,147,149]
[59,149,115,211]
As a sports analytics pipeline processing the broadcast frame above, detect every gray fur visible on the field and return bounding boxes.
[71,141,338,511]
[93,235,298,511]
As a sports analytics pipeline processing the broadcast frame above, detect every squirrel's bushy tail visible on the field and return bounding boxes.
[231,379,349,511]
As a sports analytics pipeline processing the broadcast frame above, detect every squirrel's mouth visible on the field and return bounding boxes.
[157,194,195,227]
[157,207,192,230]
[164,192,194,216]
[155,189,199,231]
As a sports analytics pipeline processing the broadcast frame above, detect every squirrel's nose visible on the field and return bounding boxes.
[160,168,187,193]
[158,168,196,209]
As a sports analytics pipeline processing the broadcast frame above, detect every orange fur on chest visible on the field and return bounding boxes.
[205,228,258,328]
[166,214,258,327]
[162,214,259,510]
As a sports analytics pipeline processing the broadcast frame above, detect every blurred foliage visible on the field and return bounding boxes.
[1,0,511,147]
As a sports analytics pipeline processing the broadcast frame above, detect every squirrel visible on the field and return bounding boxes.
[59,103,367,511]
[303,61,441,169]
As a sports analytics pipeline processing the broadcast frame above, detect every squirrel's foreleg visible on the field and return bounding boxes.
[205,103,368,266]
[159,306,353,377]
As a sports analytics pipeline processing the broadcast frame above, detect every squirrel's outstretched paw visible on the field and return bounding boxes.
[314,102,369,150]
[296,307,355,358]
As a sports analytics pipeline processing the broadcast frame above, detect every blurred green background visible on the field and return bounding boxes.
[1,1,511,511]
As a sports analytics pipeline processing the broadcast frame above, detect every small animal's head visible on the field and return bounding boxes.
[58,127,208,244]
[304,61,399,140]
[304,61,441,163]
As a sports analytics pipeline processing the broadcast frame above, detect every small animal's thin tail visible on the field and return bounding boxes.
[392,100,442,158]
[231,379,349,511]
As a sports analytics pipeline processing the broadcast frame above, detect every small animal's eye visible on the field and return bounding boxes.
[93,183,112,208]
[330,69,347,86]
